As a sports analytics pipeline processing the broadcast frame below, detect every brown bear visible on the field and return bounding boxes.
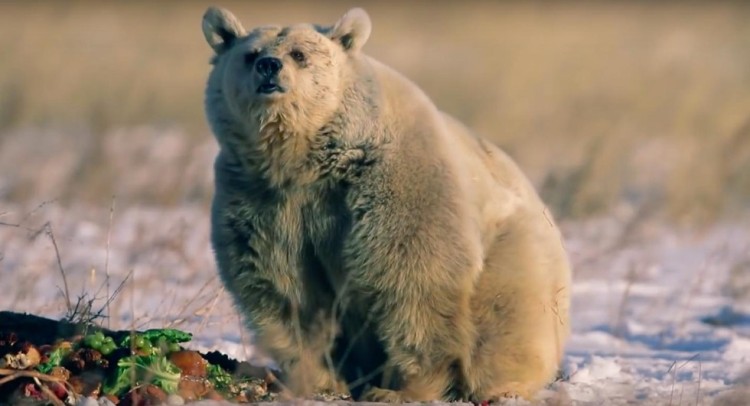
[201,6,571,403]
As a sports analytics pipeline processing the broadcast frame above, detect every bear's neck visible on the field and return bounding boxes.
[229,104,348,190]
[228,87,368,189]
[239,113,316,188]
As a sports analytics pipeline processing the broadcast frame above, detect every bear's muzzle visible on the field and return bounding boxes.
[255,57,286,95]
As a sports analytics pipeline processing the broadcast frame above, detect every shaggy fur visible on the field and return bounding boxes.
[202,6,571,402]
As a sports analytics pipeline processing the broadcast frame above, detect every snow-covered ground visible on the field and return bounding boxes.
[1,201,749,405]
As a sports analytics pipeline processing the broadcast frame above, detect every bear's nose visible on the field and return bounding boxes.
[256,57,283,76]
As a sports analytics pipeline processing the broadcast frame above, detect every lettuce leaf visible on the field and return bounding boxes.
[103,355,181,396]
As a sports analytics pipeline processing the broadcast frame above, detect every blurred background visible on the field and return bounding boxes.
[1,0,749,225]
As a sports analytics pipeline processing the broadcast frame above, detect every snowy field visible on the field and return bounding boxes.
[2,201,749,405]
[2,1,750,404]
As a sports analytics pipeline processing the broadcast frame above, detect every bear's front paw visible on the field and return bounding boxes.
[474,384,527,404]
[314,375,351,397]
[360,387,410,403]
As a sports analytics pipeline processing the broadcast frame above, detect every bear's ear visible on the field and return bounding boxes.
[202,6,247,54]
[330,8,372,53]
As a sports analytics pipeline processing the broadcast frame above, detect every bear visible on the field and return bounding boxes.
[201,5,572,403]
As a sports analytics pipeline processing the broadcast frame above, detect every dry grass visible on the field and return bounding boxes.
[0,202,227,329]
[0,0,749,224]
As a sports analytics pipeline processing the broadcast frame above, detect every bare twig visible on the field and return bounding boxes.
[0,368,65,384]
[676,244,728,335]
[34,377,66,406]
[65,269,132,326]
[19,199,58,225]
[668,362,677,406]
[696,359,702,405]
[104,195,117,329]
[45,222,72,315]
[165,275,219,328]
[666,353,701,406]
[0,221,41,234]
[195,286,225,334]
[613,262,637,339]
[105,270,132,311]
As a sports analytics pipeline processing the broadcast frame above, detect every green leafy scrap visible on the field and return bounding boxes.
[104,355,182,396]
[128,328,192,345]
[120,328,192,355]
[206,363,234,391]
[36,345,71,374]
[29,327,252,401]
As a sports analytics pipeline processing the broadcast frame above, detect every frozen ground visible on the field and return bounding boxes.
[1,201,749,405]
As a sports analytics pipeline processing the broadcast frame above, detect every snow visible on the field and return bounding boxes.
[1,201,749,404]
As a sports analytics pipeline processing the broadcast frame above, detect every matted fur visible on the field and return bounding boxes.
[202,6,571,402]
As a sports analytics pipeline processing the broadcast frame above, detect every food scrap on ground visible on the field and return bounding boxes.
[0,311,303,405]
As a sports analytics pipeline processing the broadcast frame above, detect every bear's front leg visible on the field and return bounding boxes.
[217,262,348,398]
[351,279,473,402]
[341,165,482,402]
[233,280,346,398]
[212,201,347,398]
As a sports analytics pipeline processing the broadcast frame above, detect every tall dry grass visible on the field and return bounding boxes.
[0,0,749,225]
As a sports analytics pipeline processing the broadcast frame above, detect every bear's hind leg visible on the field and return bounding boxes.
[463,218,570,402]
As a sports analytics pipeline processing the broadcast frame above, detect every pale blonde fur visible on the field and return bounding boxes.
[202,6,571,402]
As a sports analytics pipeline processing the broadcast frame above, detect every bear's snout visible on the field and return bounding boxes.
[255,57,286,95]
[256,57,283,77]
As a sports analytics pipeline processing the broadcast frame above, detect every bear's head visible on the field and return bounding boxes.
[202,7,372,142]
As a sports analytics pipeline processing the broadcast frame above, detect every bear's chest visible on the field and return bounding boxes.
[227,185,351,291]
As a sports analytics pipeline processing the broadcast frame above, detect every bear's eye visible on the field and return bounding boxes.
[290,49,306,64]
[244,51,259,66]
